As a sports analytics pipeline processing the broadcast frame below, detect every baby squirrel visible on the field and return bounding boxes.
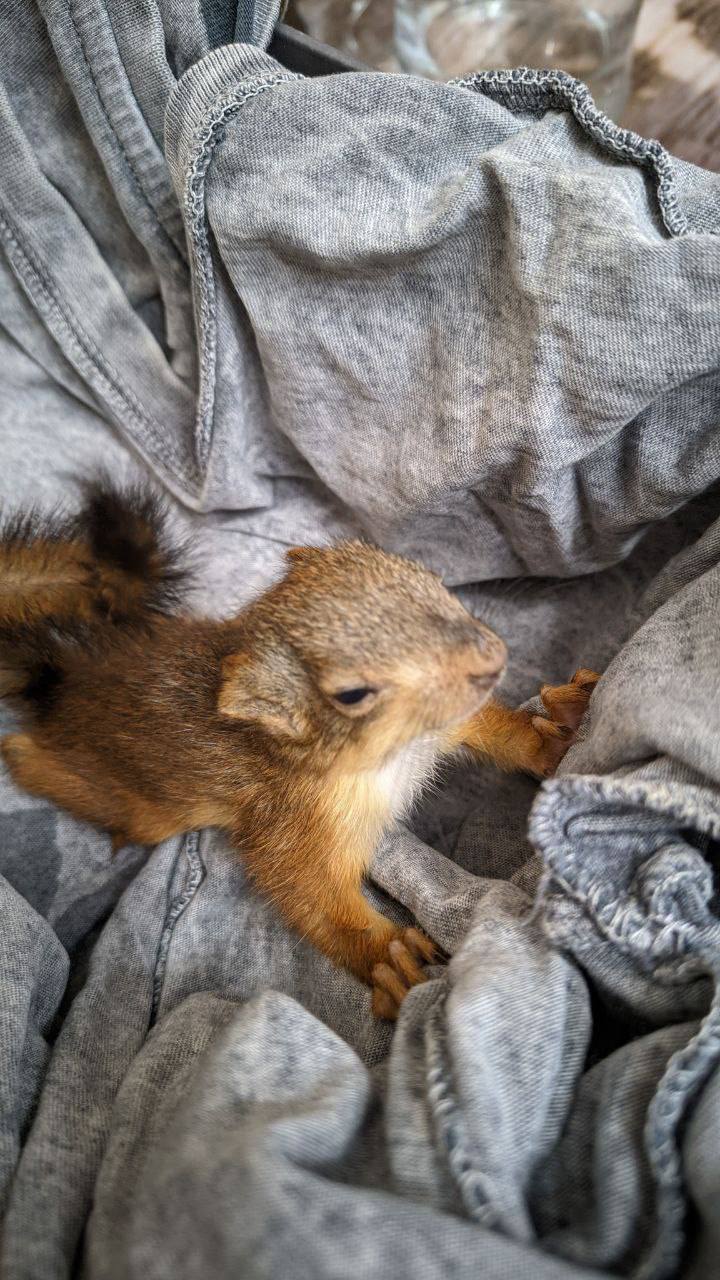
[0,482,598,1017]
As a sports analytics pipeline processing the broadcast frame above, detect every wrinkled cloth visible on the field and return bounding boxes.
[1,3,720,1278]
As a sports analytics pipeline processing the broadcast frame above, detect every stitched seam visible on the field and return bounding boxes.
[532,786,720,970]
[182,73,298,473]
[531,777,720,879]
[0,205,192,485]
[150,830,206,1023]
[530,775,720,1275]
[635,978,720,1280]
[549,854,712,959]
[425,990,503,1227]
[452,67,690,237]
[0,206,187,475]
[67,0,188,263]
[540,868,715,978]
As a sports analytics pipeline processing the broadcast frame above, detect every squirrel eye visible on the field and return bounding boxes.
[332,686,375,706]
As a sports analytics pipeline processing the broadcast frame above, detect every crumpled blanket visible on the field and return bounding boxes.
[1,3,720,1277]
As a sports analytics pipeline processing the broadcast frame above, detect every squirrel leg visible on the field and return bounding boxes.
[238,822,441,1018]
[1,734,178,848]
[451,669,600,779]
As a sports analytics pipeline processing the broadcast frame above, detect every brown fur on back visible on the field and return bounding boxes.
[0,483,598,1012]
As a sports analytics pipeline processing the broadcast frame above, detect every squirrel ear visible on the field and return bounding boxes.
[217,651,309,740]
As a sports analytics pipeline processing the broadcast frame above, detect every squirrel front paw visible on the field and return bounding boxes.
[370,927,442,1020]
[528,668,600,778]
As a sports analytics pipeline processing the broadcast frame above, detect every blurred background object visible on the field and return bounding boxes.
[287,0,720,169]
[291,0,642,114]
[393,0,641,116]
[623,1,720,169]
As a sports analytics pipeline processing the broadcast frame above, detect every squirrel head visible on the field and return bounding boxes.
[217,541,507,772]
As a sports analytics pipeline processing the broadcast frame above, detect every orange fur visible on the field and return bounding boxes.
[0,488,599,1015]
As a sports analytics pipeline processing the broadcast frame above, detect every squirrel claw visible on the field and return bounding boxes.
[401,926,440,965]
[371,927,442,1020]
[371,984,401,1020]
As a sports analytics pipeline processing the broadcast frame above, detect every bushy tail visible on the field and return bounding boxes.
[0,477,191,703]
[72,477,191,621]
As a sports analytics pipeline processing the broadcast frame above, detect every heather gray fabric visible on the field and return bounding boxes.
[1,4,720,1278]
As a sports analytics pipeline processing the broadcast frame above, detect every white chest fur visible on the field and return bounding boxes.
[371,735,444,821]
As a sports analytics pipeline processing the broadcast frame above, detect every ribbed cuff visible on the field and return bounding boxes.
[165,43,288,176]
